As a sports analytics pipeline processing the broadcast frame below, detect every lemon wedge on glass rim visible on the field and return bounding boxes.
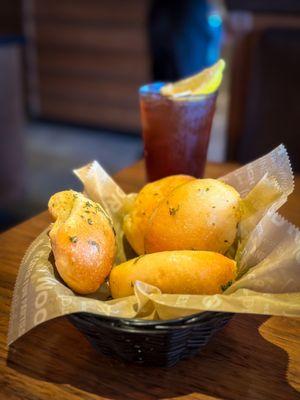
[161,59,225,98]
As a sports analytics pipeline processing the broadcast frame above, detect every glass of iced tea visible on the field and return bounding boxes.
[139,82,218,181]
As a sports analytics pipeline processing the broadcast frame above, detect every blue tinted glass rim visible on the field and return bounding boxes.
[139,82,218,100]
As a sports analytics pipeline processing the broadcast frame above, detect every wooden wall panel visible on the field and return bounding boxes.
[24,0,151,132]
[38,74,140,108]
[0,0,21,36]
[33,22,146,53]
[33,0,147,25]
[40,97,139,131]
[36,49,148,81]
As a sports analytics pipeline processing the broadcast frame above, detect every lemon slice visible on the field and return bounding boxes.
[161,59,225,97]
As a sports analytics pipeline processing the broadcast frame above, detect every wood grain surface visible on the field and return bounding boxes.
[0,161,300,400]
[259,317,300,393]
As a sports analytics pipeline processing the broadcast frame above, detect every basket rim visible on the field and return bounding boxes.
[70,310,233,330]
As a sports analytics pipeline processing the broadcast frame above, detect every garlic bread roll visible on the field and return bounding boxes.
[48,190,115,294]
[110,250,236,298]
[144,179,241,254]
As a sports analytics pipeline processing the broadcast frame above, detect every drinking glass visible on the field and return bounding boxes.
[139,82,217,181]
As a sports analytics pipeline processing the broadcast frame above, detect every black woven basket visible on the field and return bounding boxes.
[69,311,232,367]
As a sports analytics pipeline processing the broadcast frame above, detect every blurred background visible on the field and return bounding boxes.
[1,0,300,231]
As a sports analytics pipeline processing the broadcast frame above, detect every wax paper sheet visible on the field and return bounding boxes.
[8,145,300,344]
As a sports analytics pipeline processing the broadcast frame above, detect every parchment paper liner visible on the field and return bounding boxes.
[8,145,300,344]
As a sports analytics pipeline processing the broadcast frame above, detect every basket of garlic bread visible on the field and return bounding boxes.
[49,175,238,367]
[8,146,300,367]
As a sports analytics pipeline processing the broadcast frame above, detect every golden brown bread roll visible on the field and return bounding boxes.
[48,190,116,294]
[109,250,236,298]
[123,176,241,255]
[145,179,241,254]
[123,174,194,254]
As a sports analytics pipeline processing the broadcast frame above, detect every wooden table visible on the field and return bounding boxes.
[1,161,300,400]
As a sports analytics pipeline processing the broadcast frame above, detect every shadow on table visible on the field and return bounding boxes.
[7,315,299,400]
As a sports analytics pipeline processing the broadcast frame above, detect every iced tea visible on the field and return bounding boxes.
[139,82,217,181]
